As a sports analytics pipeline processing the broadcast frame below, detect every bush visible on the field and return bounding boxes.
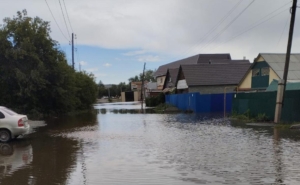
[146,93,165,107]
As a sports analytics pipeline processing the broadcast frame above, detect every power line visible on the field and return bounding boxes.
[44,0,69,42]
[200,0,256,52]
[182,0,243,56]
[58,0,71,40]
[211,2,291,51]
[62,0,74,32]
[215,8,289,49]
[277,14,290,47]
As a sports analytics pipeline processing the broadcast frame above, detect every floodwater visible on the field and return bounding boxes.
[1,102,300,185]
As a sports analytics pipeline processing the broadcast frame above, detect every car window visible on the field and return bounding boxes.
[1,108,18,116]
[0,111,4,119]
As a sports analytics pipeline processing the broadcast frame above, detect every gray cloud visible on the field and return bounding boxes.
[0,0,298,61]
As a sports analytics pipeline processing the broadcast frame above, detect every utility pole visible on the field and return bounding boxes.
[72,33,75,69]
[141,63,146,111]
[274,0,298,123]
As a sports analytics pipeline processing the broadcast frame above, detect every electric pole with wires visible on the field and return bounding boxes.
[72,33,74,69]
[274,0,298,123]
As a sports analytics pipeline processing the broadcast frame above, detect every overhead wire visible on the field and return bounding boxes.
[277,14,290,47]
[58,0,71,40]
[199,0,256,52]
[44,0,69,42]
[211,1,292,51]
[181,0,243,56]
[62,0,74,33]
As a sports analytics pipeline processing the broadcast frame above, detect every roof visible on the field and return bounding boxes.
[168,68,179,84]
[154,53,231,77]
[181,62,251,86]
[260,53,300,80]
[266,79,300,91]
[146,82,157,89]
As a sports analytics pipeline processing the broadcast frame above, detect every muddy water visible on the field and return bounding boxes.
[1,102,300,185]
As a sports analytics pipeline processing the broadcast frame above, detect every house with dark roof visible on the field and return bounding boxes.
[154,53,232,90]
[162,68,179,92]
[238,53,300,91]
[176,62,251,94]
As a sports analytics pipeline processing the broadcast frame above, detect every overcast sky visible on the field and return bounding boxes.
[1,0,299,84]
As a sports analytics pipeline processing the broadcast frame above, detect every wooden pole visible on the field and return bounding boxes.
[141,63,146,111]
[274,0,297,123]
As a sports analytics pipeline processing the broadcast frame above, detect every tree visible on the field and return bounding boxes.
[0,10,98,117]
[128,69,156,82]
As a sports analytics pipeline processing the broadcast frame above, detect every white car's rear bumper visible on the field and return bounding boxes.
[10,125,30,137]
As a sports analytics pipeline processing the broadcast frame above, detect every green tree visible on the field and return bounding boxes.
[128,69,156,83]
[0,10,98,117]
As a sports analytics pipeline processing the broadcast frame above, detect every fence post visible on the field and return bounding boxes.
[224,87,227,119]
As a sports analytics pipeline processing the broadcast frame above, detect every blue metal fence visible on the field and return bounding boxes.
[165,92,233,113]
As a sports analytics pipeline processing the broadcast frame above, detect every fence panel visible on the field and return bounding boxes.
[166,92,233,113]
[232,90,300,122]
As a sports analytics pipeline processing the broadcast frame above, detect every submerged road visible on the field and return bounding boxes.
[0,102,300,185]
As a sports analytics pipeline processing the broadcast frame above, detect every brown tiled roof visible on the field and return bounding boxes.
[154,53,231,77]
[181,62,251,86]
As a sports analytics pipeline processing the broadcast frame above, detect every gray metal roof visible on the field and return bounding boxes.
[260,53,300,80]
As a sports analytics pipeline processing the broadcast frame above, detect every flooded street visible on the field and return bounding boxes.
[1,102,300,185]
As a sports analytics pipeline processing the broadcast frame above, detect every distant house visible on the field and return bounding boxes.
[131,81,143,91]
[154,53,232,90]
[238,53,300,91]
[145,82,161,97]
[176,62,251,94]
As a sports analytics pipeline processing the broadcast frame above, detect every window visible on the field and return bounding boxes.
[0,111,4,119]
[261,67,270,76]
[160,78,163,83]
[252,69,260,77]
[169,77,172,82]
[1,108,17,116]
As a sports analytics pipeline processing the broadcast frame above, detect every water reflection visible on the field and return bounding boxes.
[0,142,32,177]
[1,103,300,184]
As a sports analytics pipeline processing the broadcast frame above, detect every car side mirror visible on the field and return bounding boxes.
[0,112,5,119]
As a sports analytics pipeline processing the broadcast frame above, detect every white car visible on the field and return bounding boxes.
[0,106,30,142]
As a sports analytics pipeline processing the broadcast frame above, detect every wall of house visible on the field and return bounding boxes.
[134,91,139,101]
[156,76,166,90]
[189,85,237,94]
[239,70,252,89]
[121,92,125,102]
[251,61,270,89]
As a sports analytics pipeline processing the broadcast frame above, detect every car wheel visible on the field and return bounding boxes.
[0,129,11,143]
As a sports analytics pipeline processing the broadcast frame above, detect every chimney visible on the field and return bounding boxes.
[243,56,246,60]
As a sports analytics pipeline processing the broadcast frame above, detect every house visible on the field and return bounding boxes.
[162,68,179,93]
[154,53,232,90]
[145,82,161,97]
[238,53,300,91]
[131,81,143,91]
[176,62,251,94]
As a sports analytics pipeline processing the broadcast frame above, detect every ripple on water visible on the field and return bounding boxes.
[49,109,300,185]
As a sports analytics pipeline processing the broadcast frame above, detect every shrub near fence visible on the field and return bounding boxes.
[165,92,233,113]
[145,93,165,107]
